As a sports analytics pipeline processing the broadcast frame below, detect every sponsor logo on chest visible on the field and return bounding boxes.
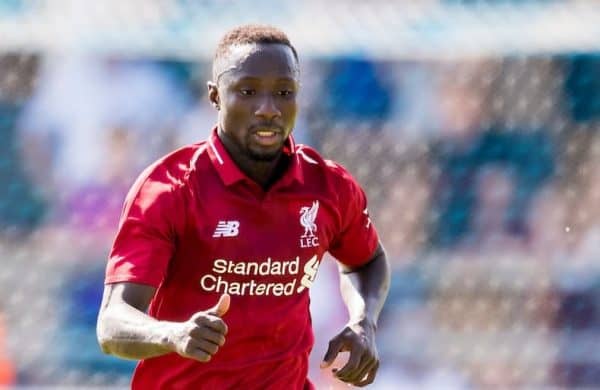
[199,254,321,296]
[200,201,324,296]
[212,220,240,237]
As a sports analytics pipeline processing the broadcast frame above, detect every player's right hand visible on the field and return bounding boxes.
[168,294,230,363]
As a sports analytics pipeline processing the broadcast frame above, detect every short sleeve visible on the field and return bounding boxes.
[105,166,181,287]
[328,165,379,267]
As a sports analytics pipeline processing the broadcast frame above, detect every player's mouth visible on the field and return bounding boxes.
[252,128,283,147]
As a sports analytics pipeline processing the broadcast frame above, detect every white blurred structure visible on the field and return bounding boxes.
[0,1,598,59]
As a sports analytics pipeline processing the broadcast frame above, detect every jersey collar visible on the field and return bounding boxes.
[206,127,304,187]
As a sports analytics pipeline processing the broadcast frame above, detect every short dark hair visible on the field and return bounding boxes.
[213,24,299,80]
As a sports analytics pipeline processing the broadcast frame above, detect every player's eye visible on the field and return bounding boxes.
[239,88,256,96]
[277,90,295,97]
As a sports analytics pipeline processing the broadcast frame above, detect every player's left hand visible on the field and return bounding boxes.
[320,318,379,387]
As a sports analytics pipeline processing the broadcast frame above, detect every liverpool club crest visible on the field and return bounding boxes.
[299,201,319,248]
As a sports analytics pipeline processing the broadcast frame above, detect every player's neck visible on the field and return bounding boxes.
[219,134,288,190]
[238,153,286,190]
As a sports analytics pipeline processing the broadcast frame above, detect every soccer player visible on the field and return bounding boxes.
[96,24,390,389]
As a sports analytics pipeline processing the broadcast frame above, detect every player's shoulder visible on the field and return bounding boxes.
[148,141,208,176]
[296,144,357,184]
[130,141,208,194]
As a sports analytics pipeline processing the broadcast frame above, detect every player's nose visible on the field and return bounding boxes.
[255,95,281,121]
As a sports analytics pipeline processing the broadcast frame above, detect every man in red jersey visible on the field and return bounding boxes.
[96,24,390,389]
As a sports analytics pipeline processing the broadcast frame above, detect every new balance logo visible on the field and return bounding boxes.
[213,221,240,238]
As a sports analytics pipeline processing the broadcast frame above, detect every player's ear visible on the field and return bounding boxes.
[207,81,220,110]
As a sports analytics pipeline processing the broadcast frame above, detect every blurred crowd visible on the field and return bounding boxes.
[0,51,599,388]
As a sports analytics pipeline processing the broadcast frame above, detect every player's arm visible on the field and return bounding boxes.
[322,242,390,387]
[96,282,229,362]
[338,242,389,332]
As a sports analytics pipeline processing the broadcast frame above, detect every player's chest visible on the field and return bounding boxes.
[186,191,339,257]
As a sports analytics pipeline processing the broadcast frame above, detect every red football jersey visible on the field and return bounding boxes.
[105,128,379,389]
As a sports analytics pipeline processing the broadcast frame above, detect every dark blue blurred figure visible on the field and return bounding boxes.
[323,57,393,126]
[0,54,46,235]
[553,52,600,388]
[564,53,600,123]
[430,128,555,248]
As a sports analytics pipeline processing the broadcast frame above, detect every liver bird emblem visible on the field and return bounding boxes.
[300,201,319,238]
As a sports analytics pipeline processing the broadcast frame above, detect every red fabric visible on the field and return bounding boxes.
[133,351,315,390]
[105,128,379,389]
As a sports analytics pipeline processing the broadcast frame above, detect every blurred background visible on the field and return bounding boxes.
[0,0,599,388]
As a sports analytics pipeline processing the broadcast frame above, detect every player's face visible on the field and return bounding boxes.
[209,43,299,162]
